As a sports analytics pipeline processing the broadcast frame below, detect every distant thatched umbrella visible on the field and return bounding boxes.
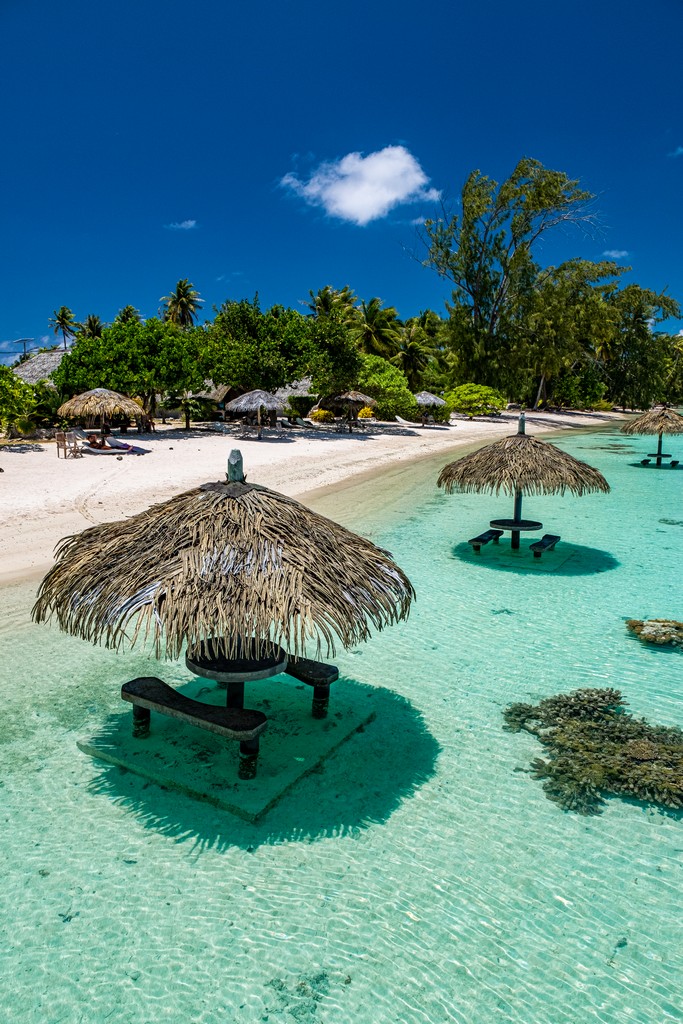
[437,414,610,548]
[225,389,285,437]
[620,406,683,466]
[337,391,377,407]
[58,388,142,422]
[33,450,414,660]
[414,391,446,408]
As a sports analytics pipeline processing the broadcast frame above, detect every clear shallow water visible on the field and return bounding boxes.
[1,426,682,1024]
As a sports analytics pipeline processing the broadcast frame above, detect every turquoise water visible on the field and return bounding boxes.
[1,426,682,1023]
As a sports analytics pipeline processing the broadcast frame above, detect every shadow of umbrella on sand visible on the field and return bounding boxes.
[58,388,142,428]
[620,405,683,467]
[437,413,610,549]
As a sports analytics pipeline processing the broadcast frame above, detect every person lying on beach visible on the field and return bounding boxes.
[83,433,149,455]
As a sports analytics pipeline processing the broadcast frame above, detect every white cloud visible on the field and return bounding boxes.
[281,145,440,226]
[668,146,683,158]
[602,249,630,259]
[165,219,197,230]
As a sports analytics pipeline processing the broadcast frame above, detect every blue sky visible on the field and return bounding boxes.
[2,0,682,363]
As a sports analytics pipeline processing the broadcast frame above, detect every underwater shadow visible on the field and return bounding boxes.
[450,540,620,576]
[85,678,440,851]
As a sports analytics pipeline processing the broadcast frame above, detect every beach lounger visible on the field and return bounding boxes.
[468,528,503,553]
[121,676,268,779]
[529,534,561,558]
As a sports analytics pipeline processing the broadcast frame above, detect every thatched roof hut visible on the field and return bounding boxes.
[437,414,610,548]
[414,391,446,408]
[58,388,142,421]
[12,350,64,386]
[33,450,414,660]
[273,377,317,403]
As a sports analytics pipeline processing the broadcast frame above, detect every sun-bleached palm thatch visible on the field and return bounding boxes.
[58,388,142,420]
[414,391,446,407]
[33,451,414,661]
[620,406,683,436]
[224,389,285,414]
[337,391,377,407]
[437,416,610,498]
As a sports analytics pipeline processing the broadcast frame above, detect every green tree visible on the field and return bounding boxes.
[349,297,403,357]
[356,355,418,420]
[115,305,142,324]
[0,366,36,434]
[307,285,358,321]
[308,311,362,398]
[422,158,595,388]
[602,286,681,409]
[160,279,203,327]
[81,314,104,339]
[392,324,430,391]
[49,306,78,351]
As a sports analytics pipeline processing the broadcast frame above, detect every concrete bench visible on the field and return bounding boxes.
[285,658,339,718]
[640,458,651,466]
[468,528,504,553]
[121,676,268,779]
[529,534,561,559]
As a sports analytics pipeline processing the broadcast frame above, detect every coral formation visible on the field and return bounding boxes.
[626,619,683,648]
[504,688,683,815]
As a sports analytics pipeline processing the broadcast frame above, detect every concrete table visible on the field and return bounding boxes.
[490,517,543,551]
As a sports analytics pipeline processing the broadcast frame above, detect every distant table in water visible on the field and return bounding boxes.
[490,518,543,551]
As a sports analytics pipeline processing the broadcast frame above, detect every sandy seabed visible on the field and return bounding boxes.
[0,409,624,586]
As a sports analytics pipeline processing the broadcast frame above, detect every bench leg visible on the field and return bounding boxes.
[472,544,481,554]
[312,684,330,719]
[238,737,260,780]
[226,681,245,710]
[533,549,543,559]
[132,705,150,738]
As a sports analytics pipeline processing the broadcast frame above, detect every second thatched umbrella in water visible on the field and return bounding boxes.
[437,414,610,549]
[620,405,683,467]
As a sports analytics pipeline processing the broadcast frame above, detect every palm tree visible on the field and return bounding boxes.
[160,279,203,328]
[392,327,430,390]
[115,305,142,324]
[81,314,104,339]
[349,297,403,358]
[49,306,78,351]
[307,285,358,321]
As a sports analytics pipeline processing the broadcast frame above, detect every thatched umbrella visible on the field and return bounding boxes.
[225,389,285,437]
[620,406,683,466]
[33,450,414,661]
[437,414,610,549]
[336,391,377,408]
[58,388,142,424]
[414,391,446,408]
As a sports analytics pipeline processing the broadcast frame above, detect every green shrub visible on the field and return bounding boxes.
[310,408,334,423]
[356,356,419,421]
[444,383,505,417]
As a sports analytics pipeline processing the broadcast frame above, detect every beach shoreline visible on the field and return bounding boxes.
[0,409,625,587]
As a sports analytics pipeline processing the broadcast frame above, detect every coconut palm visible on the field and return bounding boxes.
[49,306,78,351]
[81,314,104,339]
[115,305,142,324]
[392,324,430,390]
[160,279,203,328]
[307,285,358,321]
[349,298,403,358]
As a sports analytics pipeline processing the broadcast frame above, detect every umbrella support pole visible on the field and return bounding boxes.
[656,433,663,467]
[226,681,245,709]
[511,530,521,550]
[512,491,522,548]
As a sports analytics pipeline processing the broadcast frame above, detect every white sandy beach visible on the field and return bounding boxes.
[0,410,624,585]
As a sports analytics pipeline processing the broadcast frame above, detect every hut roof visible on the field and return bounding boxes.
[58,388,142,420]
[190,380,233,403]
[225,389,285,413]
[12,350,64,385]
[620,406,683,436]
[437,432,610,497]
[33,457,415,660]
[273,377,317,402]
[337,391,377,407]
[414,391,446,407]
